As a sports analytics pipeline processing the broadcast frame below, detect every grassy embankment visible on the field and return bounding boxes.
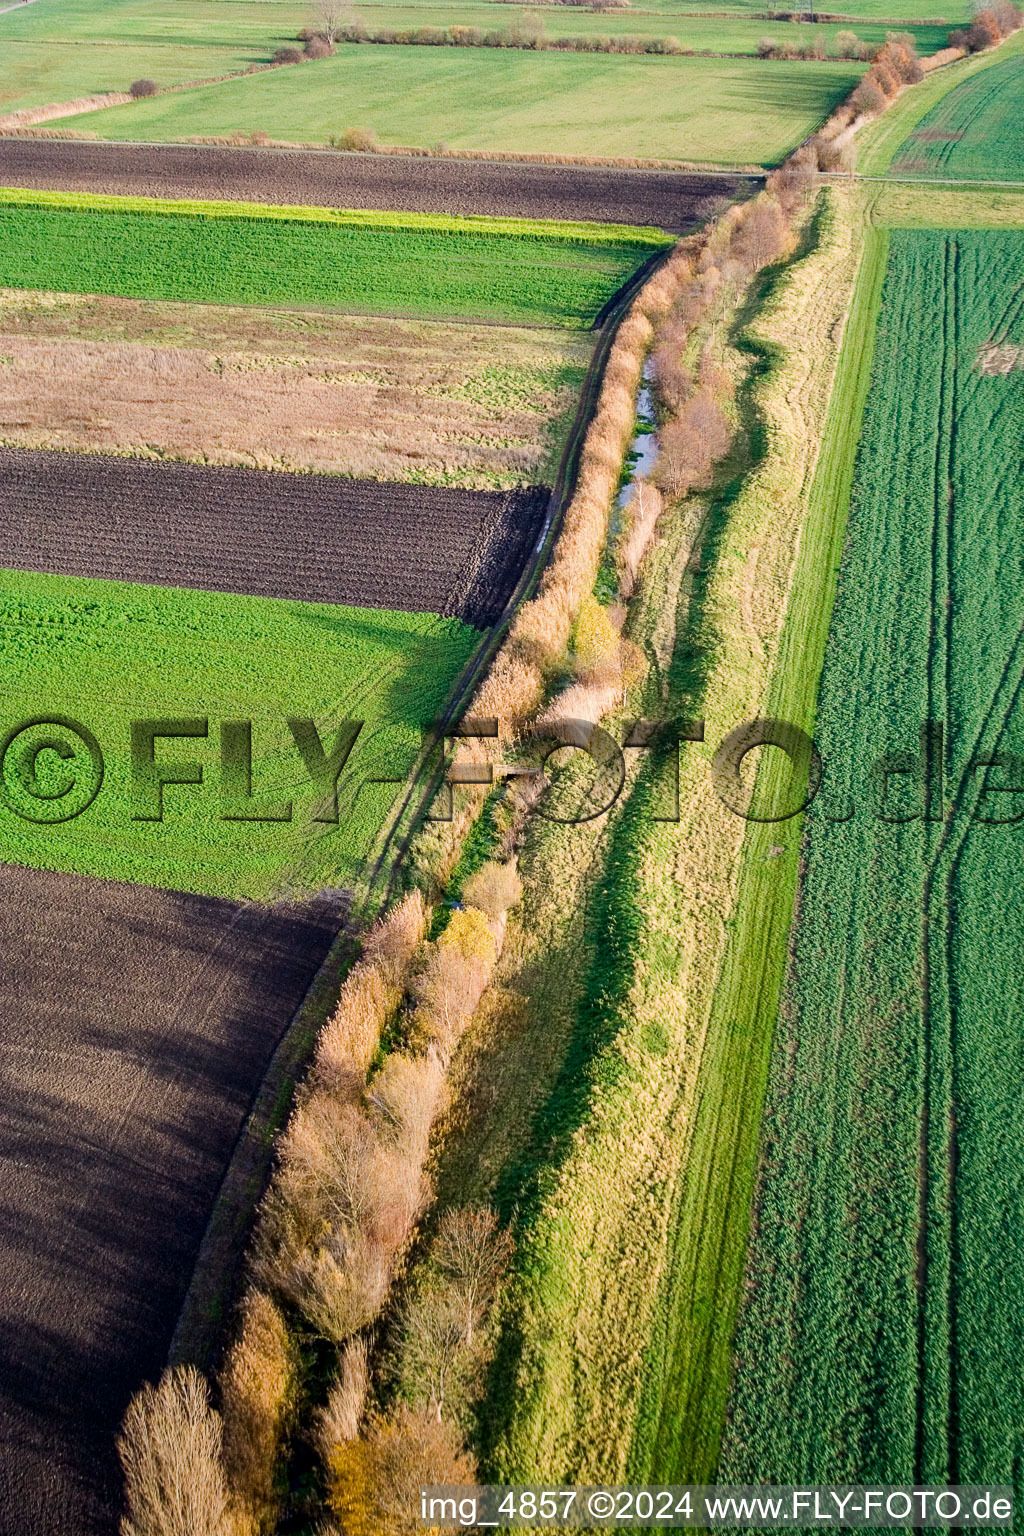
[723,224,1024,1498]
[408,185,872,1484]
[627,205,887,1482]
[79,50,863,165]
[0,569,476,900]
[0,190,666,327]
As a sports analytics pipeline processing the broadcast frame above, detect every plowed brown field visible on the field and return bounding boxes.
[0,137,749,231]
[0,865,345,1536]
[0,447,549,625]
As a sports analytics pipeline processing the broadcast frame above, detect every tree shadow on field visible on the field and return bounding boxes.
[0,866,343,1536]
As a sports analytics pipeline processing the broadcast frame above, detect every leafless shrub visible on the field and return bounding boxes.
[312,893,424,1092]
[304,34,335,56]
[290,1234,392,1345]
[365,1050,445,1166]
[219,1290,296,1532]
[732,197,789,273]
[273,46,303,64]
[326,1407,476,1534]
[119,1367,232,1536]
[461,860,522,921]
[851,75,886,115]
[396,1289,473,1424]
[129,79,158,97]
[362,890,426,988]
[434,1207,514,1345]
[338,126,378,151]
[617,480,664,596]
[316,1338,369,1461]
[412,947,491,1064]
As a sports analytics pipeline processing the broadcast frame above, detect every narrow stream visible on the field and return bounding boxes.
[615,361,659,526]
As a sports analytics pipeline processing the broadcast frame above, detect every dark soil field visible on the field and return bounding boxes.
[0,137,752,231]
[0,864,345,1536]
[0,448,548,625]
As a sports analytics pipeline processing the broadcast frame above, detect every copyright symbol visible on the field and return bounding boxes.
[0,716,104,824]
[588,1491,615,1519]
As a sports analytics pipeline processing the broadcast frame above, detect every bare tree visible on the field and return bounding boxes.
[317,1337,369,1461]
[118,1367,232,1536]
[312,0,346,43]
[433,1207,513,1344]
[399,1290,470,1422]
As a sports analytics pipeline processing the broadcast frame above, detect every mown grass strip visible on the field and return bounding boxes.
[0,185,672,247]
[628,208,889,1484]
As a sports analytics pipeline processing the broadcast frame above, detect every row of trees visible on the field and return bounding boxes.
[949,0,1022,52]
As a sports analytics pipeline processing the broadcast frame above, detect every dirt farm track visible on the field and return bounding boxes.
[0,449,548,624]
[0,864,345,1536]
[0,137,752,230]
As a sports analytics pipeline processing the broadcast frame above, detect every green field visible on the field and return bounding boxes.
[0,0,954,121]
[80,47,864,165]
[856,27,1024,175]
[890,54,1024,180]
[0,568,475,899]
[0,192,662,326]
[628,207,887,1486]
[722,229,1024,1494]
[0,0,291,115]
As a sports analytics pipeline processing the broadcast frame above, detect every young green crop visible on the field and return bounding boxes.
[0,193,661,328]
[78,47,864,167]
[722,229,1024,1498]
[889,54,1024,182]
[0,569,476,900]
[0,187,672,248]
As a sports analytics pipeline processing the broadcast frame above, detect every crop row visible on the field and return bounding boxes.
[0,185,673,249]
[722,230,1024,1494]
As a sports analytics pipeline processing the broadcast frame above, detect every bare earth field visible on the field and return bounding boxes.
[0,288,589,488]
[0,864,345,1536]
[0,447,549,625]
[0,138,750,231]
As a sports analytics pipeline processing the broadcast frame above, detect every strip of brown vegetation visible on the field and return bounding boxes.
[113,103,830,1536]
[0,90,130,130]
[0,290,589,488]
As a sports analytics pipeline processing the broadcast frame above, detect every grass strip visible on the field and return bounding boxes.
[628,210,889,1483]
